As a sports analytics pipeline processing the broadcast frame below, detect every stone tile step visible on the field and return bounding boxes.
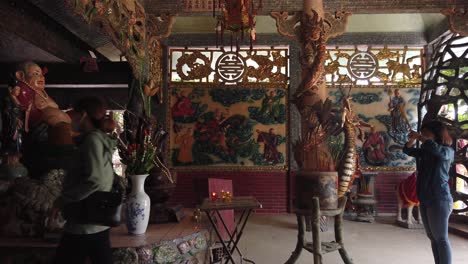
[449,222,468,239]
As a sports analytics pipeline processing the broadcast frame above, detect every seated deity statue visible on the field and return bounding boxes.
[12,61,72,145]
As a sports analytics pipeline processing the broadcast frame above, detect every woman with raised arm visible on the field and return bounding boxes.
[403,120,454,264]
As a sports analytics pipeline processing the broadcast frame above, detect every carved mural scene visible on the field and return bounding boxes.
[169,86,287,169]
[328,87,419,170]
[323,46,423,171]
[169,46,288,170]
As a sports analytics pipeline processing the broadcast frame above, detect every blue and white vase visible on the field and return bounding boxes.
[126,174,151,235]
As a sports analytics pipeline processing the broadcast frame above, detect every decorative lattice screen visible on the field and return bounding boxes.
[420,33,468,215]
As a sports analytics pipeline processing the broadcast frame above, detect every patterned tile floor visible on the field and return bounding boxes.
[237,215,468,264]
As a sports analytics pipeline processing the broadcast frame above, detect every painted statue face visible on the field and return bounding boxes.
[25,64,45,90]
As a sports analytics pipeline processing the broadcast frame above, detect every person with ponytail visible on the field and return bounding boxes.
[403,120,454,264]
[54,96,116,264]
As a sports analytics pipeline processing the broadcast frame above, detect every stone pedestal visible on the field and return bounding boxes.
[354,194,377,223]
[354,172,378,223]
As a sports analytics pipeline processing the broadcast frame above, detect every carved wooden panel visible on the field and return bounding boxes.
[324,46,423,88]
[169,46,289,88]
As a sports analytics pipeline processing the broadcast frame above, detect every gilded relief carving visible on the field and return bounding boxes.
[70,1,176,99]
[375,46,400,60]
[323,11,352,39]
[244,51,288,82]
[324,46,423,88]
[146,37,163,100]
[170,47,289,86]
[176,51,212,81]
[386,60,412,81]
[146,14,176,39]
[71,0,147,79]
[270,10,351,98]
[270,11,351,41]
[270,12,301,39]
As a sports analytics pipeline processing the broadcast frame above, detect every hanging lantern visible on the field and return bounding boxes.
[215,0,261,49]
[223,0,250,32]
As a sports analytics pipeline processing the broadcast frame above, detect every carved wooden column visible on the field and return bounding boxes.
[68,1,175,112]
[271,2,351,200]
[303,0,325,101]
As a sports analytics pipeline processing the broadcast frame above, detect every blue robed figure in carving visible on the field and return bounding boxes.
[388,89,410,134]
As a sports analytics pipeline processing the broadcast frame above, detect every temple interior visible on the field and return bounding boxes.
[0,0,467,263]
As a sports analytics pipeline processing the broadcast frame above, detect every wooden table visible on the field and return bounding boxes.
[0,209,201,249]
[0,209,210,263]
[200,196,262,264]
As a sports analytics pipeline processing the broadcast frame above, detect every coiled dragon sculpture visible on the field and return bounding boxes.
[338,95,370,197]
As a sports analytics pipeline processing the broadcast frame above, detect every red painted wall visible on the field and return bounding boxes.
[374,171,413,214]
[169,171,289,214]
[168,170,413,214]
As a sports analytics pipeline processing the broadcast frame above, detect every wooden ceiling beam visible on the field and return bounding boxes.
[0,62,131,85]
[0,0,108,63]
[144,0,467,15]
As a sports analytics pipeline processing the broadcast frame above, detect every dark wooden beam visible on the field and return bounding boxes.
[0,62,131,109]
[145,0,467,15]
[0,0,108,63]
[0,62,131,85]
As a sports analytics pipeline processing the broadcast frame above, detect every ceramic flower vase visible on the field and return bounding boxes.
[126,174,151,235]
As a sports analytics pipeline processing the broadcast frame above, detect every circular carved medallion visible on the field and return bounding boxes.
[216,52,245,82]
[176,51,211,80]
[347,52,378,80]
